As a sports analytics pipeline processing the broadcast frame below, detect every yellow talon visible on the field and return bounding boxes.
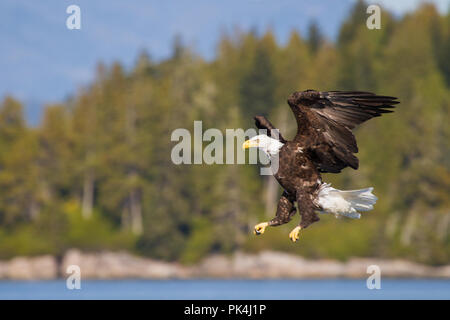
[289,226,301,242]
[254,222,269,235]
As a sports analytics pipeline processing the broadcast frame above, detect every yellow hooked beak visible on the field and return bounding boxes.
[242,139,259,150]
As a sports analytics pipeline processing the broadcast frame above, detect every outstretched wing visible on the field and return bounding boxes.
[288,90,399,173]
[254,115,286,143]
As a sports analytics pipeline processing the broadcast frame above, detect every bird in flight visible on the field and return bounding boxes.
[242,90,399,242]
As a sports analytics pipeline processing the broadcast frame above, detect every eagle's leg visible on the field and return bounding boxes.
[289,192,320,242]
[254,191,296,235]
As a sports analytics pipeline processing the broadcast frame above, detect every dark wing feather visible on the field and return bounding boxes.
[254,115,286,143]
[289,90,398,173]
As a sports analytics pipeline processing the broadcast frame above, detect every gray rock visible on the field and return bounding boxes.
[60,249,186,279]
[0,250,449,280]
[2,255,57,280]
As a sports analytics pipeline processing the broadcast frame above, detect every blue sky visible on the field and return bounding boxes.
[1,0,448,124]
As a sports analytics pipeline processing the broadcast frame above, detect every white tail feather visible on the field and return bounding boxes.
[316,183,378,219]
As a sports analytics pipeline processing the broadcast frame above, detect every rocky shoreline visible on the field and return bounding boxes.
[0,249,449,280]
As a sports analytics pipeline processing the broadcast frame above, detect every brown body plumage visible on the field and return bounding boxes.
[251,90,399,239]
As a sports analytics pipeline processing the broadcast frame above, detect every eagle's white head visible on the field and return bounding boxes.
[242,134,284,156]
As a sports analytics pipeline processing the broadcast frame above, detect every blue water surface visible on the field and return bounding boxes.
[0,279,448,300]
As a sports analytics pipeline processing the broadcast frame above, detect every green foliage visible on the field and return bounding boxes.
[307,21,324,55]
[239,34,277,118]
[0,2,448,265]
[0,200,135,259]
[181,217,215,264]
[64,201,137,251]
[0,226,56,258]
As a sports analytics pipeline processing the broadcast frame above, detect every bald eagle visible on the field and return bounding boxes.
[243,90,399,242]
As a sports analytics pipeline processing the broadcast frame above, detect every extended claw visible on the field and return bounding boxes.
[254,222,269,235]
[289,226,301,242]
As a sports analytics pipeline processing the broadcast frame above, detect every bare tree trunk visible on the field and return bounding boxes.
[264,177,278,217]
[121,206,130,231]
[125,103,143,235]
[401,211,418,246]
[28,197,40,220]
[81,170,94,219]
[263,107,286,217]
[129,189,143,235]
[385,211,399,238]
[437,212,449,241]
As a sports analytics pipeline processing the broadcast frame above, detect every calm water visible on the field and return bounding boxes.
[0,279,449,300]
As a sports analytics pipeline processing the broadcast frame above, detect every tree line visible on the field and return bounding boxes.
[0,1,448,264]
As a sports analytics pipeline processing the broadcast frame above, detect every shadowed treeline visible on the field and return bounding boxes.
[0,2,448,265]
